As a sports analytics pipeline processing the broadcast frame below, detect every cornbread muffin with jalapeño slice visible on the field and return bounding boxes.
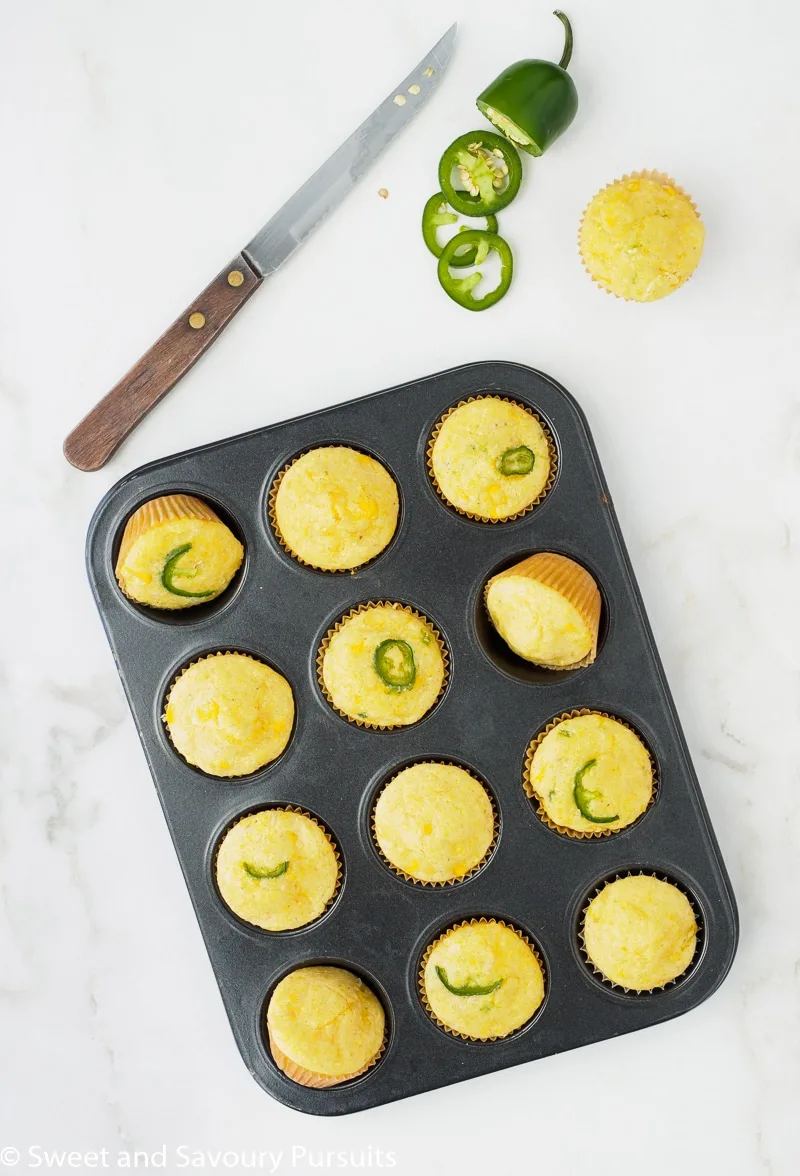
[267,966,385,1088]
[164,652,294,777]
[216,809,339,931]
[116,494,243,610]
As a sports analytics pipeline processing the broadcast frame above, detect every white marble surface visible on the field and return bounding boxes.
[1,0,799,1171]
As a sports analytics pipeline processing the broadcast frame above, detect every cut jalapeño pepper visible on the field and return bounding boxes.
[373,639,416,689]
[437,230,513,311]
[435,965,504,997]
[438,131,522,216]
[161,543,215,599]
[243,860,290,879]
[422,192,498,267]
[573,758,619,824]
[477,11,578,157]
[498,446,535,476]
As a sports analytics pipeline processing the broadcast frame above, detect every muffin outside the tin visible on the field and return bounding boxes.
[526,711,654,836]
[420,919,545,1040]
[267,966,386,1088]
[373,763,496,884]
[215,809,340,931]
[581,874,698,991]
[428,396,554,522]
[485,552,601,669]
[579,171,704,302]
[271,446,399,571]
[116,494,244,610]
[164,652,294,777]
[318,603,447,729]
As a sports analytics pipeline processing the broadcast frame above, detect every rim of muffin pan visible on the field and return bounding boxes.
[472,548,610,687]
[110,486,249,628]
[573,867,706,999]
[264,440,405,575]
[207,802,345,939]
[157,645,297,782]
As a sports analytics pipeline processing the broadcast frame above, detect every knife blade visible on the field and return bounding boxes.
[64,24,457,472]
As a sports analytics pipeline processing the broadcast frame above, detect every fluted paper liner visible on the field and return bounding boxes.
[317,602,449,730]
[268,1023,387,1089]
[485,552,602,670]
[370,762,499,886]
[578,870,702,995]
[418,918,546,1041]
[426,396,557,524]
[578,170,703,301]
[523,709,657,839]
[116,493,229,591]
[213,804,342,930]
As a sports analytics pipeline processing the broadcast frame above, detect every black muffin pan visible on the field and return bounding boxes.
[86,361,738,1115]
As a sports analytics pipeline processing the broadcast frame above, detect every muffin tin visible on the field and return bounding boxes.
[86,361,738,1115]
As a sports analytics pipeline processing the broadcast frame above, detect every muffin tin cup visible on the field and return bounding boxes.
[426,395,558,523]
[578,170,703,301]
[316,601,450,731]
[418,918,546,1041]
[268,1028,388,1090]
[523,708,658,840]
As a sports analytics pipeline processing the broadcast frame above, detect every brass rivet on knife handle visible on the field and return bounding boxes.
[227,270,244,287]
[63,253,262,472]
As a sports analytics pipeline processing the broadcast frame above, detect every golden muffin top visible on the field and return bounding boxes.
[320,604,446,728]
[267,966,385,1079]
[430,397,552,520]
[164,652,294,777]
[423,921,545,1039]
[580,175,704,302]
[582,875,698,990]
[374,763,495,883]
[216,809,339,931]
[273,447,399,570]
[527,712,653,834]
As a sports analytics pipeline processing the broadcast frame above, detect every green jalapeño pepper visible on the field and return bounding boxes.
[573,758,619,824]
[437,230,513,312]
[438,131,522,216]
[476,11,578,157]
[161,543,215,599]
[374,639,416,689]
[243,859,290,880]
[435,966,504,997]
[498,446,535,476]
[422,192,498,267]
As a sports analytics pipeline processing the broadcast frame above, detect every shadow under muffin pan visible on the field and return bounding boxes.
[86,361,738,1116]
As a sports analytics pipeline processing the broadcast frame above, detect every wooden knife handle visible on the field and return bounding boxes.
[63,253,262,471]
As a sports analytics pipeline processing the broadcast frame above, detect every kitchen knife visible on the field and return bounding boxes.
[64,25,457,472]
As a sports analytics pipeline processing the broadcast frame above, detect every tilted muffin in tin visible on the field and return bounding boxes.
[270,446,399,571]
[267,966,386,1088]
[215,809,340,931]
[420,919,545,1040]
[581,874,699,991]
[428,396,554,522]
[373,762,496,884]
[525,711,654,836]
[164,652,294,777]
[116,494,244,610]
[318,602,447,729]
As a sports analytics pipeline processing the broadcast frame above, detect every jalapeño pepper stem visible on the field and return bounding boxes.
[573,758,619,824]
[161,543,215,599]
[374,639,417,689]
[243,860,290,879]
[435,965,504,997]
[554,10,573,70]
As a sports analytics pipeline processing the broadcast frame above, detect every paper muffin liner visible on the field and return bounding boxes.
[370,762,499,887]
[316,602,450,730]
[578,170,703,301]
[115,493,223,588]
[418,917,546,1041]
[213,804,342,931]
[484,552,602,671]
[268,1025,387,1089]
[578,870,703,995]
[268,448,398,574]
[426,396,557,524]
[523,709,658,839]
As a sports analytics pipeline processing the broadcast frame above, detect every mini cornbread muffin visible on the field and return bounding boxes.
[267,966,385,1088]
[582,875,698,991]
[486,552,601,668]
[271,447,399,570]
[164,652,294,777]
[527,712,653,835]
[429,397,552,521]
[116,494,244,610]
[579,172,704,302]
[421,920,545,1039]
[373,763,495,884]
[215,809,339,931]
[319,603,446,728]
